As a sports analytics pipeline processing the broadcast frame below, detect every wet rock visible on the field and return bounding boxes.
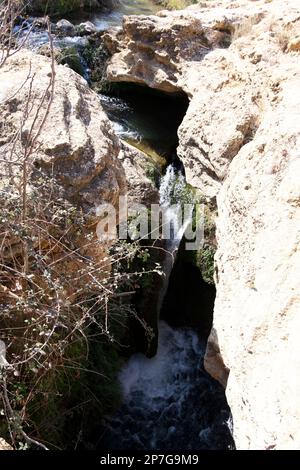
[58,46,85,76]
[56,19,76,37]
[76,21,97,36]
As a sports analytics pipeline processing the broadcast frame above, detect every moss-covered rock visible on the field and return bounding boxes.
[57,46,85,76]
[154,0,198,10]
[82,36,113,92]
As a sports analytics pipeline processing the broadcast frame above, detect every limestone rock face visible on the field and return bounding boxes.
[0,438,12,451]
[103,9,231,94]
[213,71,300,450]
[104,0,300,450]
[0,50,126,215]
[119,142,159,205]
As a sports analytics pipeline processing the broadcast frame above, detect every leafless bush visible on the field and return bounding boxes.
[0,1,34,67]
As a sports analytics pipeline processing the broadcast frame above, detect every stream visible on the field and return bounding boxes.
[18,0,234,451]
[70,0,161,30]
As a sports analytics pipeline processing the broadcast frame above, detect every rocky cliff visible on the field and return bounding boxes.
[103,0,300,449]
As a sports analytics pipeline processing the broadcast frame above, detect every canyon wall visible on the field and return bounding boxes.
[104,0,300,449]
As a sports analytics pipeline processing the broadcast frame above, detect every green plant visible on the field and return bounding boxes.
[57,46,85,76]
[154,0,198,10]
[82,41,114,93]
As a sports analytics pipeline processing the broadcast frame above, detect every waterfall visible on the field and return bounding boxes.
[100,321,233,451]
[98,165,234,451]
[159,164,191,252]
[156,165,193,311]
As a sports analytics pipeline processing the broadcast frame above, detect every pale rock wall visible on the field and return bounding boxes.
[0,50,126,214]
[103,0,300,449]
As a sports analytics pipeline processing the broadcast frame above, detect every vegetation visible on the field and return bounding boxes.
[57,45,85,76]
[82,39,113,92]
[0,0,159,450]
[154,0,198,10]
[25,1,87,16]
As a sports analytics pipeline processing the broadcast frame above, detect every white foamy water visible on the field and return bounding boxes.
[101,321,233,451]
[159,165,192,252]
[99,167,233,451]
[119,321,203,404]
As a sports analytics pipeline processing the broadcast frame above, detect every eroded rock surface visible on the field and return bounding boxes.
[0,438,12,451]
[119,141,159,205]
[104,0,300,450]
[0,50,126,214]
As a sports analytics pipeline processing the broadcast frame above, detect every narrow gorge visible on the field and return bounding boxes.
[0,0,300,453]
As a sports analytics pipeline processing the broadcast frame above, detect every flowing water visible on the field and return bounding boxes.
[16,0,160,48]
[99,91,188,162]
[74,0,161,30]
[98,162,234,451]
[99,322,233,451]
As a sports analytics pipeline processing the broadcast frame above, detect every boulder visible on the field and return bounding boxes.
[55,19,76,37]
[0,49,126,219]
[76,21,98,36]
[0,439,12,451]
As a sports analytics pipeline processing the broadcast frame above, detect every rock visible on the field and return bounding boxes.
[0,439,12,451]
[104,0,300,450]
[55,19,76,37]
[204,328,229,389]
[76,21,97,36]
[287,36,300,52]
[57,46,85,76]
[210,71,300,450]
[119,142,160,205]
[0,49,126,218]
[103,11,230,94]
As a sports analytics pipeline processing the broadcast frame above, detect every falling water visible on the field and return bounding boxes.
[159,165,190,251]
[99,320,233,451]
[98,165,234,451]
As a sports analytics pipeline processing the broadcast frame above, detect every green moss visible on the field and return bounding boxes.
[82,41,113,92]
[182,194,217,285]
[197,245,216,284]
[145,162,161,187]
[154,0,198,10]
[57,46,85,76]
